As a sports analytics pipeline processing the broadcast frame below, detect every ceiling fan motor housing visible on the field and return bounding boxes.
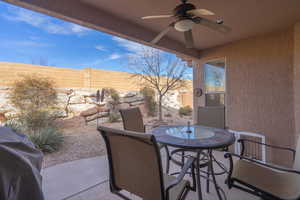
[173,3,195,18]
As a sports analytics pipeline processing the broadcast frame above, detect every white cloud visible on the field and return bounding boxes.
[95,45,106,51]
[112,36,149,54]
[112,36,162,59]
[1,40,51,47]
[2,7,90,35]
[109,53,122,60]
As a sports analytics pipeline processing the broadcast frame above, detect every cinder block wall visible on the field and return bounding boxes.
[0,62,193,106]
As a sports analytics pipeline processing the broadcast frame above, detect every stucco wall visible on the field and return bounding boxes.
[294,23,300,145]
[195,28,295,165]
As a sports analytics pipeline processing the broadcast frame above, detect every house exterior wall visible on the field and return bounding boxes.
[194,28,295,166]
[294,23,300,144]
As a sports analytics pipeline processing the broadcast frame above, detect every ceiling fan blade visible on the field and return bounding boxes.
[188,9,215,16]
[142,15,173,20]
[151,23,174,44]
[193,17,231,34]
[184,30,194,48]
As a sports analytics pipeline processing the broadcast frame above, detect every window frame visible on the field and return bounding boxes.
[203,57,227,106]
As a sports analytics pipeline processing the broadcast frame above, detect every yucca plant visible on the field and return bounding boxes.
[4,119,23,133]
[29,127,64,153]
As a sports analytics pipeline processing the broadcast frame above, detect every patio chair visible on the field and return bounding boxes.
[197,106,226,129]
[98,126,196,200]
[119,107,171,174]
[224,137,300,200]
[196,106,228,192]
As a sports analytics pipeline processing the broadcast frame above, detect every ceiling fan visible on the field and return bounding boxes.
[141,0,231,48]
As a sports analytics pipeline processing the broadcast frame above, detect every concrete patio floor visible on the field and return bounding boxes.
[42,151,259,200]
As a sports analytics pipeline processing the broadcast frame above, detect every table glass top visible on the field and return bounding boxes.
[165,126,215,140]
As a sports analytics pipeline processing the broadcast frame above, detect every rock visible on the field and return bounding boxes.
[53,110,68,118]
[56,88,73,95]
[0,113,6,125]
[118,103,130,110]
[0,103,16,114]
[4,112,18,120]
[121,96,144,104]
[129,101,144,106]
[69,95,85,104]
[123,91,138,98]
[57,93,69,103]
[80,106,109,117]
[68,104,96,115]
[76,90,97,97]
[85,112,109,122]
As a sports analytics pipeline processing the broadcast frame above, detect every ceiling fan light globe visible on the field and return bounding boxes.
[174,19,194,32]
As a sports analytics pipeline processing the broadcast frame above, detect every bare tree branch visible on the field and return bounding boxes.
[128,48,189,121]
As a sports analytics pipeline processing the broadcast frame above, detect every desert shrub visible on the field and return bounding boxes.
[29,127,64,153]
[9,75,57,112]
[140,87,157,117]
[108,113,121,123]
[179,105,192,116]
[9,75,58,134]
[8,75,63,152]
[18,110,56,134]
[4,120,23,133]
[104,88,120,103]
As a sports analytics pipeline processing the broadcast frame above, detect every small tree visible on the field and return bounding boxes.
[130,48,189,121]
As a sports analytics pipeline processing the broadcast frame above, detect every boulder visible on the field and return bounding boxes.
[80,106,109,117]
[68,104,96,115]
[4,112,18,120]
[57,93,69,103]
[69,95,85,104]
[85,112,110,122]
[123,91,138,98]
[75,90,97,97]
[118,103,130,110]
[53,110,68,118]
[56,88,73,95]
[121,96,144,104]
[129,101,144,106]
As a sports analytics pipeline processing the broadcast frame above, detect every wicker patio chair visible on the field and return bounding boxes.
[224,138,300,200]
[119,107,171,174]
[98,126,196,200]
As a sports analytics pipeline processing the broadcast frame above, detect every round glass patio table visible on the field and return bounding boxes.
[152,125,235,200]
[152,125,235,150]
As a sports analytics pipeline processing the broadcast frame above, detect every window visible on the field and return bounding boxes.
[204,59,225,106]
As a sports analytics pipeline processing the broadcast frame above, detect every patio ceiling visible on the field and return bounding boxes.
[4,0,300,60]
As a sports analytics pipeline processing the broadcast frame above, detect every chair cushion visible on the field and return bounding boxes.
[164,174,189,200]
[232,160,300,200]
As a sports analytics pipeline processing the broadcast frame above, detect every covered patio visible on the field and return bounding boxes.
[42,147,257,200]
[2,0,300,199]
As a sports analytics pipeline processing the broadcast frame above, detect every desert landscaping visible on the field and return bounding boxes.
[0,61,193,169]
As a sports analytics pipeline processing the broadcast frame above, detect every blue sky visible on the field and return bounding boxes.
[0,1,193,75]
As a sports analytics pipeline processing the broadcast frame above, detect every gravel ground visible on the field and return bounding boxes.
[43,112,192,168]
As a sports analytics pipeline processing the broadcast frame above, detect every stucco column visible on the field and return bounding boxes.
[294,22,300,145]
[193,62,205,124]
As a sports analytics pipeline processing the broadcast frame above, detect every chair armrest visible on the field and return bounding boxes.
[238,139,296,160]
[224,152,300,176]
[165,156,195,192]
